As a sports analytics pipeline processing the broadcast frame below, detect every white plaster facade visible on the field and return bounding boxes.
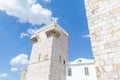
[66,58,97,80]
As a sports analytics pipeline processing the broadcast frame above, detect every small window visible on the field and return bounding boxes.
[44,55,48,60]
[85,67,89,76]
[31,36,38,42]
[63,60,65,64]
[78,60,81,63]
[46,30,51,38]
[38,53,41,62]
[68,68,72,76]
[59,56,61,62]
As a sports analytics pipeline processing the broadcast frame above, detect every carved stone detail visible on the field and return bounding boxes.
[46,29,61,38]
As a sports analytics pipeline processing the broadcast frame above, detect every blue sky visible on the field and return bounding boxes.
[0,0,93,80]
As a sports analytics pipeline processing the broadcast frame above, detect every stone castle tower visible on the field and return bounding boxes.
[84,0,120,80]
[20,22,68,80]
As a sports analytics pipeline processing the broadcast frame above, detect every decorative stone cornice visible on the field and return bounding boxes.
[46,29,61,38]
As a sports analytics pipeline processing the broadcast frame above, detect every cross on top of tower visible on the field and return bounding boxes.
[52,18,58,24]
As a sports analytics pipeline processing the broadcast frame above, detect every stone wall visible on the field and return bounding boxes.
[25,24,54,80]
[24,23,68,80]
[50,25,68,80]
[84,0,120,80]
[20,70,27,80]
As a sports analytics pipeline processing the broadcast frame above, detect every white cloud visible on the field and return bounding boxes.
[43,0,51,3]
[0,0,53,25]
[82,34,90,38]
[20,28,36,38]
[0,73,8,78]
[27,28,36,34]
[20,18,59,38]
[10,67,18,72]
[10,54,29,70]
[20,33,29,38]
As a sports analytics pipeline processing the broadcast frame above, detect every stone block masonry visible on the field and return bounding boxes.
[20,22,68,80]
[84,0,120,80]
[20,70,27,80]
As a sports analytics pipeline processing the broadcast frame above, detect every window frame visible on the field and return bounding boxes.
[84,67,89,76]
[68,68,72,76]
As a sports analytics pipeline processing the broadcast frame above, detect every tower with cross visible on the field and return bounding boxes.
[20,21,68,80]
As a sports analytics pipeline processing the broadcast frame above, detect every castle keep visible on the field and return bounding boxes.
[84,0,120,80]
[20,22,68,80]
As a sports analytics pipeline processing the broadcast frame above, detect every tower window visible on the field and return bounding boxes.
[59,56,61,62]
[44,55,48,60]
[46,29,61,38]
[46,31,51,38]
[85,67,89,76]
[38,53,41,62]
[31,36,38,42]
[68,68,72,76]
[63,60,65,64]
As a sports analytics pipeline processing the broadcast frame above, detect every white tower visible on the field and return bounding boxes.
[25,22,68,80]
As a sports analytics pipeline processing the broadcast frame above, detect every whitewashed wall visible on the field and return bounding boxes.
[66,58,97,80]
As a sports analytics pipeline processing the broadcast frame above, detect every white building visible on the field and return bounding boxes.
[66,58,97,80]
